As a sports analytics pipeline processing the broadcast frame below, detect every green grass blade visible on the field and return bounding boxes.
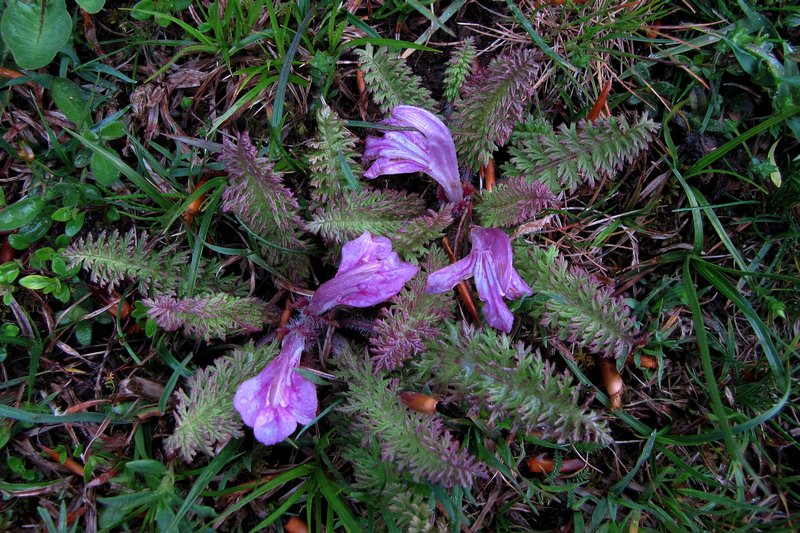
[270,5,317,134]
[681,258,748,491]
[166,439,242,533]
[687,106,800,177]
[692,257,786,388]
[315,468,362,532]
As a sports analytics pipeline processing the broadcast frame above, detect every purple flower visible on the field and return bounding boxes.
[234,330,317,446]
[364,105,463,204]
[306,232,418,316]
[426,227,532,333]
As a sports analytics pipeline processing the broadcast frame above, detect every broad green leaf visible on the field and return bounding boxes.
[0,196,45,231]
[18,275,53,290]
[125,459,166,477]
[99,120,126,140]
[8,214,53,250]
[74,321,92,347]
[90,147,122,186]
[65,211,85,237]
[0,0,72,70]
[51,78,90,129]
[75,0,105,14]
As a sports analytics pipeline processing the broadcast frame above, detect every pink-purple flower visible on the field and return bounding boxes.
[363,105,463,204]
[306,232,418,316]
[234,330,317,446]
[426,227,531,333]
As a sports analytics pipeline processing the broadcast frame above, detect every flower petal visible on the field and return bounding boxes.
[505,268,532,300]
[337,232,392,274]
[233,373,267,427]
[253,406,297,446]
[307,232,418,315]
[470,228,514,291]
[288,373,318,425]
[473,255,515,333]
[234,330,313,446]
[425,256,476,294]
[336,264,418,309]
[363,105,463,203]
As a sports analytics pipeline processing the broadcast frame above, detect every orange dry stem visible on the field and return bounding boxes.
[526,455,586,475]
[40,445,85,477]
[284,517,309,533]
[183,177,208,226]
[481,158,496,192]
[276,295,294,342]
[442,236,481,324]
[356,69,366,96]
[587,81,612,123]
[0,67,24,79]
[626,353,659,369]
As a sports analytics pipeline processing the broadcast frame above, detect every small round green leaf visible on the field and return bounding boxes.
[19,275,53,290]
[51,78,90,129]
[74,321,93,347]
[90,148,121,186]
[99,121,126,140]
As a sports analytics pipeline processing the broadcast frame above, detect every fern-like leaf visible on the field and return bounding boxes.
[307,104,362,202]
[337,346,487,489]
[452,48,543,170]
[393,205,455,260]
[306,189,426,245]
[220,132,310,278]
[475,177,558,227]
[443,37,477,102]
[341,440,437,531]
[166,341,278,461]
[371,251,455,371]
[62,229,184,296]
[143,293,266,341]
[356,44,436,113]
[424,323,611,444]
[515,245,642,359]
[504,114,659,193]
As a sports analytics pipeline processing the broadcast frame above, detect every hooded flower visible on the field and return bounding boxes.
[306,232,418,316]
[426,227,531,333]
[363,105,463,203]
[234,330,317,446]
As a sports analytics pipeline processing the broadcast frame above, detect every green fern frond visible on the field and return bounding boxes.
[394,205,455,260]
[62,229,184,296]
[143,293,267,341]
[356,44,436,113]
[336,345,486,489]
[371,252,456,371]
[306,189,426,244]
[220,133,310,279]
[341,440,437,531]
[475,177,558,227]
[307,104,362,202]
[452,48,543,170]
[386,482,438,532]
[424,323,611,444]
[443,38,476,102]
[504,114,659,193]
[514,245,642,360]
[166,341,278,462]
